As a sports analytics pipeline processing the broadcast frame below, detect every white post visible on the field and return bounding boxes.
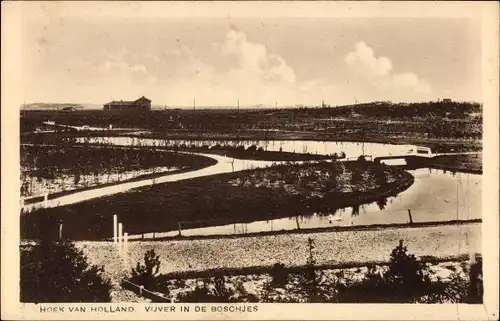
[123,232,129,267]
[118,223,123,249]
[113,215,118,243]
[124,232,128,255]
[44,193,49,206]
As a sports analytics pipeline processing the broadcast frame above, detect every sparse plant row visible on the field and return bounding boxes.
[20,144,214,197]
[21,166,181,198]
[22,144,188,176]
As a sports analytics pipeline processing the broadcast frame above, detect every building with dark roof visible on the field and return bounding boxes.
[103,96,151,111]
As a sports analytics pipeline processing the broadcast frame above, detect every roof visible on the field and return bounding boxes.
[104,96,151,106]
[104,100,136,106]
[135,96,151,102]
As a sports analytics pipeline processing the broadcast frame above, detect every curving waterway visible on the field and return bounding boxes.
[67,136,482,238]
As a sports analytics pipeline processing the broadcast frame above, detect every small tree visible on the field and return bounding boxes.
[384,240,429,297]
[130,249,161,289]
[302,238,321,302]
[20,240,112,302]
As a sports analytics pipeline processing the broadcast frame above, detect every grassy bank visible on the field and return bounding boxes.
[175,146,338,162]
[140,219,482,242]
[424,154,482,174]
[21,160,413,241]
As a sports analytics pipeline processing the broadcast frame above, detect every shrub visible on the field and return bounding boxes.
[246,145,257,153]
[270,263,288,288]
[20,240,112,302]
[466,257,483,303]
[177,277,256,303]
[335,240,448,303]
[129,249,161,289]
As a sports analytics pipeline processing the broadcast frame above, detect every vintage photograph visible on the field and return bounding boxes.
[2,1,499,320]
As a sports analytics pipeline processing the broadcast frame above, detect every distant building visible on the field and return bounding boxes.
[442,98,452,103]
[103,96,151,111]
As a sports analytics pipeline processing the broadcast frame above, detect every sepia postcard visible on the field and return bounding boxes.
[1,1,499,320]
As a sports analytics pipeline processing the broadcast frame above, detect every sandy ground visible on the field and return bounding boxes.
[78,223,481,277]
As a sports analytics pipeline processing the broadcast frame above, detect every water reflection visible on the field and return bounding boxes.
[131,168,482,239]
[75,136,418,159]
[376,197,388,210]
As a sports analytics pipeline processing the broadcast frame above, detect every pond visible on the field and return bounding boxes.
[70,136,481,239]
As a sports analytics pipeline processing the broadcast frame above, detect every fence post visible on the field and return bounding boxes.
[59,223,63,240]
[123,232,129,267]
[408,209,413,224]
[113,215,118,244]
[118,223,123,249]
[178,222,182,236]
[124,232,128,254]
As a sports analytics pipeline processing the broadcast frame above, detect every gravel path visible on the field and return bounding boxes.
[78,223,481,276]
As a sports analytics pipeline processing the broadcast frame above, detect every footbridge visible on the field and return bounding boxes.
[373,145,480,164]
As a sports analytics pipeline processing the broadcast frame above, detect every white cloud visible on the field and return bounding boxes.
[345,41,431,96]
[345,41,393,77]
[222,29,296,85]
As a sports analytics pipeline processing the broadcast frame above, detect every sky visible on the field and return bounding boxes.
[18,2,482,107]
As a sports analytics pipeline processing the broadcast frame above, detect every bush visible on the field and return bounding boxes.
[20,240,112,302]
[246,145,257,153]
[334,241,453,303]
[466,257,483,303]
[177,277,256,303]
[129,249,161,289]
[270,263,288,288]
